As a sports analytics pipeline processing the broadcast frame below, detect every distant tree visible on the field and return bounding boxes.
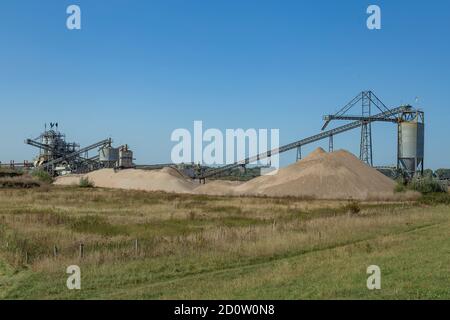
[435,169,450,180]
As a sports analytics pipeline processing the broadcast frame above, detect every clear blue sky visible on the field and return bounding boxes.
[1,0,449,169]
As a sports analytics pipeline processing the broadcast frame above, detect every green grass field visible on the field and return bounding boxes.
[0,186,449,299]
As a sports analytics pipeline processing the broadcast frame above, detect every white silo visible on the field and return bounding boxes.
[398,110,424,177]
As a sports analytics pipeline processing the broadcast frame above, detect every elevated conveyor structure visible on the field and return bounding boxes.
[199,91,416,180]
[39,138,112,170]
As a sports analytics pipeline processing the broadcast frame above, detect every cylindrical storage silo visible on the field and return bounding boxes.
[118,145,133,168]
[398,111,424,177]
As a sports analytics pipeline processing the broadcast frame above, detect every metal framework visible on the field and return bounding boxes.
[360,92,373,165]
[199,95,412,179]
[296,147,302,161]
[25,124,112,175]
[321,91,397,166]
[40,138,111,170]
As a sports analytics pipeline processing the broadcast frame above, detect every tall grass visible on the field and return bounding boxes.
[0,176,41,188]
[418,192,450,205]
[0,186,444,272]
[1,186,449,299]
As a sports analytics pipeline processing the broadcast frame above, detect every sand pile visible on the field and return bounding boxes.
[54,167,196,194]
[233,148,397,200]
[54,148,401,200]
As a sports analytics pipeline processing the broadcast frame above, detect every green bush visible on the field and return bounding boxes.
[79,177,94,188]
[395,176,446,194]
[409,177,446,194]
[31,170,53,184]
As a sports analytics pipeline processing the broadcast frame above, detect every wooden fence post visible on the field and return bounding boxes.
[79,243,84,259]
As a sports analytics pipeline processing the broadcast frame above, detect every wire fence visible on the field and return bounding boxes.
[1,231,231,267]
[2,237,181,266]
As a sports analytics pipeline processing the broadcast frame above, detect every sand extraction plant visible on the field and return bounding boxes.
[2,91,426,200]
[29,90,425,201]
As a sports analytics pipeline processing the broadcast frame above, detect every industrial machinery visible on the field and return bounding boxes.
[198,91,424,181]
[25,123,134,175]
[25,123,79,167]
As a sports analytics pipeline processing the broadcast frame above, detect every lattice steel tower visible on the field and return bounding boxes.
[360,91,373,166]
[321,90,396,166]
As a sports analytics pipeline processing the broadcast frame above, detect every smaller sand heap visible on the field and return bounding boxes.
[54,167,196,194]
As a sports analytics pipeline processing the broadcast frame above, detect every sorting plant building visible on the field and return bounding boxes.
[25,123,134,176]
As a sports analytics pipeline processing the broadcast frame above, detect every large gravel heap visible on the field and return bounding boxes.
[233,148,396,200]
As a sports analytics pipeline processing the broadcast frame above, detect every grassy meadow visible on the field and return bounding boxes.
[0,186,449,299]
